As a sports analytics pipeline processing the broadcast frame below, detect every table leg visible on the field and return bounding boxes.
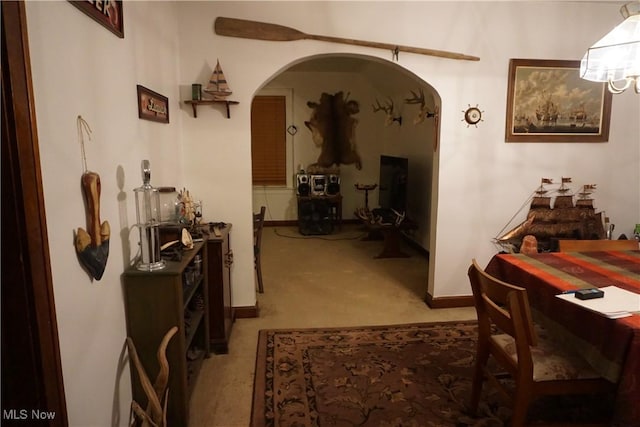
[375,227,410,259]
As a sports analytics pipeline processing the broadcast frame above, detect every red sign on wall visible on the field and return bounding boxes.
[69,0,124,38]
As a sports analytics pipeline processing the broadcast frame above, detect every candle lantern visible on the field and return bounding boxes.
[134,160,165,271]
[191,84,202,101]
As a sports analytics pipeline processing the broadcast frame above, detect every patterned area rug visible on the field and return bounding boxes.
[251,321,613,427]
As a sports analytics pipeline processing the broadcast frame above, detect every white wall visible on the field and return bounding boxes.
[25,1,184,425]
[178,1,639,302]
[24,1,640,425]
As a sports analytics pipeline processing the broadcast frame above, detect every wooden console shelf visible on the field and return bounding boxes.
[184,99,239,118]
[122,241,209,427]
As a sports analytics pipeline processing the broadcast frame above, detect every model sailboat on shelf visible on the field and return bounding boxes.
[203,60,232,99]
[494,177,605,252]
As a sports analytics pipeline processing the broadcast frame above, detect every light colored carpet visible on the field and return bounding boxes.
[189,224,477,427]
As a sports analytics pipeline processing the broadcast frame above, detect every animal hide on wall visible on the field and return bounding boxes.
[304,91,362,170]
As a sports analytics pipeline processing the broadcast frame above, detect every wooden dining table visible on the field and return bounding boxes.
[485,250,640,427]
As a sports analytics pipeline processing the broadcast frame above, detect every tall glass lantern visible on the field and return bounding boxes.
[134,160,165,271]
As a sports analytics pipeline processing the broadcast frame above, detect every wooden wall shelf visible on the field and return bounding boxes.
[184,99,239,118]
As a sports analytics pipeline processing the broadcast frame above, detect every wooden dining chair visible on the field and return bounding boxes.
[253,206,266,293]
[467,259,615,426]
[558,239,639,252]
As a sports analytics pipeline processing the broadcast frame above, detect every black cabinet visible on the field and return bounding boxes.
[297,197,333,235]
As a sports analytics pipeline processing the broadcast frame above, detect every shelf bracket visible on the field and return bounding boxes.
[184,99,239,119]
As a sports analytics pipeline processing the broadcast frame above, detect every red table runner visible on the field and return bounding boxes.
[485,250,640,427]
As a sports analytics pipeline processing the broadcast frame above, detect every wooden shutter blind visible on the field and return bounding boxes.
[251,96,286,185]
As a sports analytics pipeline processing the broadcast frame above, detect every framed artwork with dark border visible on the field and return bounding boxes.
[69,1,124,38]
[137,85,169,124]
[505,59,612,143]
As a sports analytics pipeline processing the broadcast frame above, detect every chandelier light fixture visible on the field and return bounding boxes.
[580,1,640,94]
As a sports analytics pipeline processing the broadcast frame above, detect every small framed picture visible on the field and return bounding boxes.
[505,59,612,143]
[137,85,169,124]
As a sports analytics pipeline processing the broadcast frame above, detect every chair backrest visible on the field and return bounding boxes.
[468,259,537,371]
[253,206,266,249]
[558,239,639,252]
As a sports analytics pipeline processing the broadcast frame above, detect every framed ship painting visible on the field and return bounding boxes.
[137,85,169,123]
[505,59,612,143]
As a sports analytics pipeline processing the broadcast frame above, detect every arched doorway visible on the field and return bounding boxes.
[251,53,441,302]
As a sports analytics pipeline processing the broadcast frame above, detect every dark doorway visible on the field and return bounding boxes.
[1,2,68,425]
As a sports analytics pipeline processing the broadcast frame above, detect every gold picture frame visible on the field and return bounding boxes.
[505,59,612,143]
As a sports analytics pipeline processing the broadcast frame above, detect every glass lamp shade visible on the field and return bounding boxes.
[580,1,640,93]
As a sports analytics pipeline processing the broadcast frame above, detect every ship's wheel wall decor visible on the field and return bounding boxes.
[463,104,484,127]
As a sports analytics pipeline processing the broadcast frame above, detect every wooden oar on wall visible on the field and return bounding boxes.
[215,17,480,62]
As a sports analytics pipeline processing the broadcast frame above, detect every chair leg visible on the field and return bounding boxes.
[511,383,531,427]
[470,341,489,414]
[255,255,264,293]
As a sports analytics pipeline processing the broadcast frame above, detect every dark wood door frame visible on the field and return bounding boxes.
[2,2,68,425]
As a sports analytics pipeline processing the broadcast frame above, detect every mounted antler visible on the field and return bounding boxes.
[372,98,399,126]
[404,89,436,124]
[372,98,393,126]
